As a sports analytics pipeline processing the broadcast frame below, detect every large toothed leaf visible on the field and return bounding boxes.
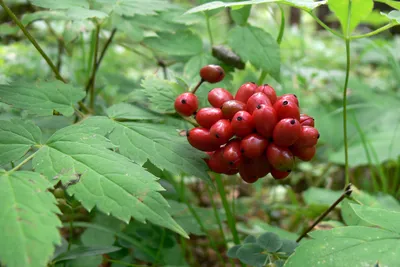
[0,119,42,166]
[31,0,89,9]
[0,81,85,116]
[0,170,62,267]
[94,0,175,16]
[32,124,187,237]
[107,103,161,121]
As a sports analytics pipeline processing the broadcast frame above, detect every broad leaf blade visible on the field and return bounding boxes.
[31,0,89,9]
[95,0,175,16]
[107,103,160,121]
[228,25,280,81]
[0,81,85,116]
[0,170,61,267]
[285,226,400,267]
[53,246,121,263]
[0,119,42,166]
[33,124,188,237]
[236,243,268,267]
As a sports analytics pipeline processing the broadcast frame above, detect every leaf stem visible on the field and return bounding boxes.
[296,184,352,242]
[7,151,39,175]
[215,175,240,245]
[350,22,397,39]
[191,79,204,94]
[307,10,344,39]
[89,24,100,110]
[206,184,228,246]
[152,228,165,266]
[205,13,214,46]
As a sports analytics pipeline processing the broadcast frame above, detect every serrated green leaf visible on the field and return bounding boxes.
[230,4,251,25]
[107,103,160,121]
[0,80,85,116]
[328,0,374,34]
[0,170,62,267]
[381,10,400,23]
[143,30,203,57]
[236,243,268,267]
[22,11,69,25]
[256,232,283,252]
[53,246,121,263]
[31,0,89,9]
[228,25,280,81]
[140,76,186,113]
[227,245,241,258]
[95,0,175,16]
[64,7,108,20]
[0,119,42,166]
[285,226,400,267]
[32,124,188,237]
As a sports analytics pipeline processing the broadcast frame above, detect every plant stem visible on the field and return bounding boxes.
[89,24,100,110]
[191,79,204,94]
[153,228,165,266]
[296,184,352,242]
[206,184,227,246]
[205,14,214,46]
[215,175,240,245]
[351,22,397,39]
[307,10,344,39]
[106,258,147,267]
[7,151,39,175]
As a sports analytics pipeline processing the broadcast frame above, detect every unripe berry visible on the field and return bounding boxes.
[253,104,278,138]
[266,143,295,171]
[208,88,233,108]
[256,84,277,104]
[272,118,301,147]
[210,119,234,145]
[240,134,268,158]
[174,92,198,116]
[221,100,246,120]
[235,82,258,103]
[231,110,255,137]
[187,127,219,151]
[200,65,225,83]
[195,107,224,129]
[273,98,300,121]
[246,92,272,114]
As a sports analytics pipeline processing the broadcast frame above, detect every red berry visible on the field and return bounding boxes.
[222,139,242,168]
[239,156,270,183]
[278,94,299,106]
[273,98,300,121]
[210,119,234,145]
[300,114,315,127]
[271,168,291,180]
[291,145,316,161]
[235,82,258,103]
[195,107,224,129]
[246,92,272,114]
[253,155,271,178]
[174,93,198,116]
[272,118,301,147]
[253,104,278,138]
[266,143,295,171]
[256,84,277,104]
[239,167,259,183]
[200,65,225,83]
[187,128,219,151]
[240,134,268,158]
[292,126,320,148]
[231,111,255,137]
[221,100,246,120]
[208,88,234,108]
[207,148,232,174]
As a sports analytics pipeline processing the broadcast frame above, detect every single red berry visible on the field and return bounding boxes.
[235,82,258,103]
[187,127,219,152]
[272,118,301,147]
[266,143,295,171]
[278,94,299,106]
[222,139,243,168]
[253,155,271,178]
[253,104,278,138]
[291,145,316,161]
[271,168,291,180]
[174,92,198,116]
[207,148,232,174]
[240,134,268,158]
[195,107,224,129]
[300,114,315,127]
[200,65,225,83]
[273,98,300,121]
[292,126,320,148]
[208,88,234,108]
[221,100,246,120]
[239,167,259,183]
[246,92,272,114]
[231,111,255,137]
[210,119,234,145]
[256,84,277,104]
[239,155,270,183]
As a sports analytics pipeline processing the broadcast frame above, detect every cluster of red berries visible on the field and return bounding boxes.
[174,65,319,183]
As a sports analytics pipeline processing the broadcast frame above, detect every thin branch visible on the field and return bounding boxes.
[89,24,100,110]
[351,22,397,39]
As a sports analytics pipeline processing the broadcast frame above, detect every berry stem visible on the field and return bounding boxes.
[215,174,241,245]
[191,79,204,94]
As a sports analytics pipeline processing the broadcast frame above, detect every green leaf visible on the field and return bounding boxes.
[0,119,42,166]
[227,245,241,258]
[143,30,203,57]
[185,0,326,14]
[22,11,69,25]
[382,10,400,23]
[328,0,374,34]
[230,5,251,25]
[277,239,298,255]
[32,124,188,237]
[244,235,257,243]
[228,25,280,81]
[140,76,186,113]
[101,0,175,16]
[237,219,298,240]
[106,103,161,121]
[52,246,121,263]
[303,187,342,206]
[0,80,85,116]
[81,228,115,247]
[285,226,400,267]
[0,170,61,267]
[375,0,400,10]
[256,232,283,252]
[64,7,108,20]
[236,243,268,267]
[31,0,89,9]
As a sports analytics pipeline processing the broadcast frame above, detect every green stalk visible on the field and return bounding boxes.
[205,14,214,46]
[350,22,397,39]
[307,10,344,38]
[153,228,165,266]
[7,150,39,175]
[89,24,100,110]
[369,142,389,193]
[206,184,227,245]
[215,175,240,245]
